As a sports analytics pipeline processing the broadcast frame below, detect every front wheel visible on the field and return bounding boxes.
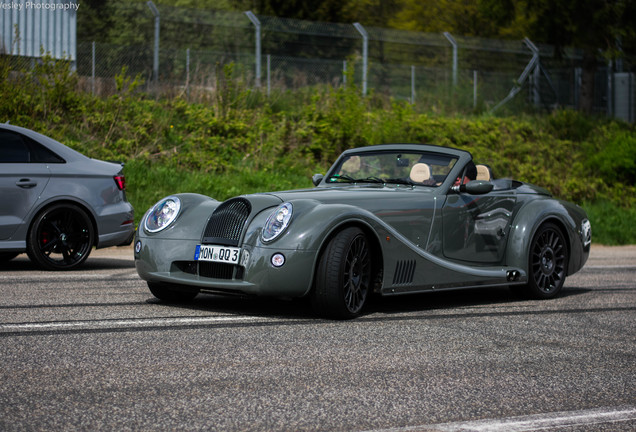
[523,223,569,299]
[312,227,372,319]
[26,204,94,271]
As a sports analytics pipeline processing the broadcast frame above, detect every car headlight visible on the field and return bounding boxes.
[144,196,181,233]
[581,219,592,247]
[262,202,293,242]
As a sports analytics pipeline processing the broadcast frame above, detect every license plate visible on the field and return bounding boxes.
[194,245,241,264]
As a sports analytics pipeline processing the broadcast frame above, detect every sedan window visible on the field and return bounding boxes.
[0,130,64,163]
[0,131,30,162]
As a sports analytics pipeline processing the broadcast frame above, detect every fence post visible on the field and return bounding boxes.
[267,54,271,97]
[473,70,477,108]
[91,41,95,95]
[147,1,160,85]
[443,32,458,88]
[411,65,415,104]
[353,23,368,96]
[523,38,541,108]
[343,60,347,87]
[186,48,190,98]
[607,60,613,117]
[245,11,261,88]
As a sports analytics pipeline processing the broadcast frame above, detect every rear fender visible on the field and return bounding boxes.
[505,199,578,273]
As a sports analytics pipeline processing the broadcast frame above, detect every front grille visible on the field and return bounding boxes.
[200,261,234,279]
[173,261,243,281]
[202,198,251,246]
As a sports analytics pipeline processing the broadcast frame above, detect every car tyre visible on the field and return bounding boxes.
[26,204,94,271]
[523,222,569,299]
[148,282,198,302]
[312,227,371,319]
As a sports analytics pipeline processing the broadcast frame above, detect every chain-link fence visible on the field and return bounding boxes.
[6,2,633,117]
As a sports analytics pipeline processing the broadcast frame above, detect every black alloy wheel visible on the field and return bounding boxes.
[525,222,568,299]
[312,227,372,319]
[26,204,94,270]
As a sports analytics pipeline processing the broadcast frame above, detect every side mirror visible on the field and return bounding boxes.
[452,180,494,195]
[312,173,324,186]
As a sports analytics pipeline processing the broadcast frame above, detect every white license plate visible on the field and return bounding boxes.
[194,245,241,264]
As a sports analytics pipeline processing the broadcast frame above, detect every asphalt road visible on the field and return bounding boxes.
[1,246,635,431]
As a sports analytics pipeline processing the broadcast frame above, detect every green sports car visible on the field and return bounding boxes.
[134,144,591,319]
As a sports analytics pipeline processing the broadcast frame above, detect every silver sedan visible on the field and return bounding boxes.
[0,123,134,270]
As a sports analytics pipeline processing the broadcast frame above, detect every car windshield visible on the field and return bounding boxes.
[327,151,458,187]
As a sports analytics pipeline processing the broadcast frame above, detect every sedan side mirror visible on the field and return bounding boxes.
[312,174,324,186]
[452,180,494,195]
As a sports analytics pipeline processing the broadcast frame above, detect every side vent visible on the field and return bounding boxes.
[393,260,416,285]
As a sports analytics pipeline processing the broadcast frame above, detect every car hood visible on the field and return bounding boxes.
[258,184,434,206]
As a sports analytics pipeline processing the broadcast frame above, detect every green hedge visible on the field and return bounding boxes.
[2,57,635,244]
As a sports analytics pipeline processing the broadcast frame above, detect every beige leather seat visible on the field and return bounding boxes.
[475,164,492,181]
[409,163,431,183]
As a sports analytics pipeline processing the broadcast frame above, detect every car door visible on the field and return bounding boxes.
[0,130,52,240]
[441,187,516,264]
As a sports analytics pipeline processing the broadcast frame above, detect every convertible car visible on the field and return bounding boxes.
[134,144,591,319]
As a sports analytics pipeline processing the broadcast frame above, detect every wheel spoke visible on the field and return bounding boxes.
[342,236,370,313]
[528,225,568,295]
[41,238,58,253]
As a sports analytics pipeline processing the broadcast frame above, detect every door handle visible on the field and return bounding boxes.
[16,179,37,189]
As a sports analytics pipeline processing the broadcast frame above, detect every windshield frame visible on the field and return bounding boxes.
[322,148,462,189]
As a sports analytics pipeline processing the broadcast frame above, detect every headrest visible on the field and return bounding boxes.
[475,164,492,181]
[409,163,431,183]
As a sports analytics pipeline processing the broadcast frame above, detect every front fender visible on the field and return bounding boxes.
[239,200,386,296]
[137,193,219,241]
[245,199,383,251]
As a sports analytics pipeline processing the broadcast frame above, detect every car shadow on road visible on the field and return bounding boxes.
[369,285,592,314]
[143,285,592,322]
[145,294,316,320]
[0,254,135,272]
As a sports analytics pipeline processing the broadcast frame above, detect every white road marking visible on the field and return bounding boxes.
[365,406,636,432]
[0,315,266,333]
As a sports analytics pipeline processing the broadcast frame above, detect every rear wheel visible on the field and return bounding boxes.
[148,282,198,302]
[312,227,371,319]
[523,223,568,299]
[26,204,94,271]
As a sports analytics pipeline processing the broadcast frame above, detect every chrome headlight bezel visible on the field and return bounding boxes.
[262,202,293,243]
[144,196,182,233]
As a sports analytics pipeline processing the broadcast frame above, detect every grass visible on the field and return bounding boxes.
[582,201,636,246]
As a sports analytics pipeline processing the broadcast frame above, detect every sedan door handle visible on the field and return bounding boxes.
[16,178,37,189]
